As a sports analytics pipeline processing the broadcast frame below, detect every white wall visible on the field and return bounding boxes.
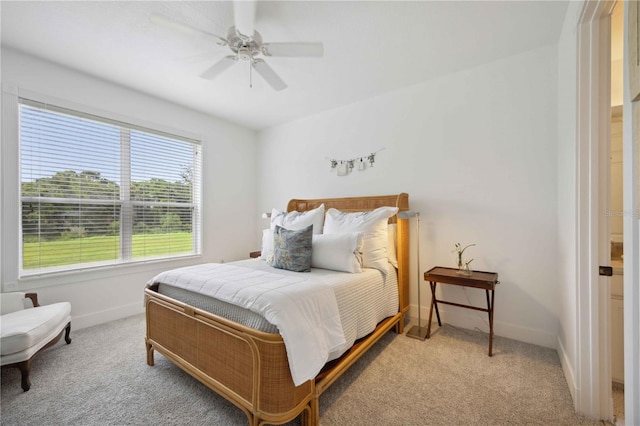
[1,48,258,330]
[258,44,560,348]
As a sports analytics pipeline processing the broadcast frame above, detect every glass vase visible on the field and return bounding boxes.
[457,255,472,275]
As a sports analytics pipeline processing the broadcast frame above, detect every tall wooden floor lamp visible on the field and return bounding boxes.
[398,210,428,340]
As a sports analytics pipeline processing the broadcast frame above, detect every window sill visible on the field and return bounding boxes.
[15,255,203,291]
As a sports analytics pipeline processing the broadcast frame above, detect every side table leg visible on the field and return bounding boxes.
[432,282,442,326]
[426,282,436,338]
[486,289,495,356]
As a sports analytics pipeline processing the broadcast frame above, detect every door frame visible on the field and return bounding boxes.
[575,0,614,420]
[576,0,640,423]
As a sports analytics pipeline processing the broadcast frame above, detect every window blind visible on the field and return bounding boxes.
[19,99,201,276]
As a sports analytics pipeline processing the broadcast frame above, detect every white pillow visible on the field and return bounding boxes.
[387,223,398,269]
[260,228,274,261]
[311,232,363,273]
[323,206,399,274]
[271,204,325,234]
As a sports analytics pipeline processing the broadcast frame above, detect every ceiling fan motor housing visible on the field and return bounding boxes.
[227,26,262,61]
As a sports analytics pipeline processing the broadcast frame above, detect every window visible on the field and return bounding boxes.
[19,99,201,276]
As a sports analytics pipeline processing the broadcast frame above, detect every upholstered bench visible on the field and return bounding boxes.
[0,292,71,391]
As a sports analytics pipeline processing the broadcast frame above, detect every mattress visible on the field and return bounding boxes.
[154,258,399,362]
[157,283,279,333]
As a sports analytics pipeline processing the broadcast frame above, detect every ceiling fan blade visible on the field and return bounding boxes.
[150,13,226,43]
[233,0,256,39]
[200,56,236,80]
[252,59,287,91]
[262,43,324,58]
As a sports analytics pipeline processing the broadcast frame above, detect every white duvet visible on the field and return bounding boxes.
[148,263,346,386]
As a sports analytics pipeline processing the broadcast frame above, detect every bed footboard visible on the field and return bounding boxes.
[145,286,315,426]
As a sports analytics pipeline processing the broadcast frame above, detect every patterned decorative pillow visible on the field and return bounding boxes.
[262,204,325,261]
[269,225,313,272]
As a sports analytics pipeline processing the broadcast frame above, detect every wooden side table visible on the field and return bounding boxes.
[424,266,499,356]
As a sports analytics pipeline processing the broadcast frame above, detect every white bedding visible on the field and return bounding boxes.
[148,259,399,386]
[233,259,399,360]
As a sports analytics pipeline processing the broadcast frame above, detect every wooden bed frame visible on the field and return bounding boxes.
[144,193,410,425]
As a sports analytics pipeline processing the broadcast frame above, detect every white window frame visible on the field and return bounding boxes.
[1,86,203,287]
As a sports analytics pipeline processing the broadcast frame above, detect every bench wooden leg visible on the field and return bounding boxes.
[17,360,31,392]
[64,322,72,344]
[7,324,72,392]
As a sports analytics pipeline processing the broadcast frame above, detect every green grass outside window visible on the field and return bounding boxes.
[23,232,192,270]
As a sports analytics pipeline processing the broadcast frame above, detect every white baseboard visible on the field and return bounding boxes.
[409,303,557,349]
[71,302,144,331]
[557,335,577,404]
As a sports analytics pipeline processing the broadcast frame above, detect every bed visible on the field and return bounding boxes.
[144,193,410,425]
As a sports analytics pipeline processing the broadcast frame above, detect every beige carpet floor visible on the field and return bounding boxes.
[612,386,625,425]
[1,314,605,425]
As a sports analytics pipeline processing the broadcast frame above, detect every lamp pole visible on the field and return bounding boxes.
[402,211,427,340]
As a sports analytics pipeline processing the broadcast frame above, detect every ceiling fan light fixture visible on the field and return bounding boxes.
[237,47,253,61]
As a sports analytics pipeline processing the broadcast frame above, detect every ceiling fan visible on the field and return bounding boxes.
[150,1,324,91]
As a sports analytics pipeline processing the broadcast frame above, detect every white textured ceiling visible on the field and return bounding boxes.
[1,1,569,130]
